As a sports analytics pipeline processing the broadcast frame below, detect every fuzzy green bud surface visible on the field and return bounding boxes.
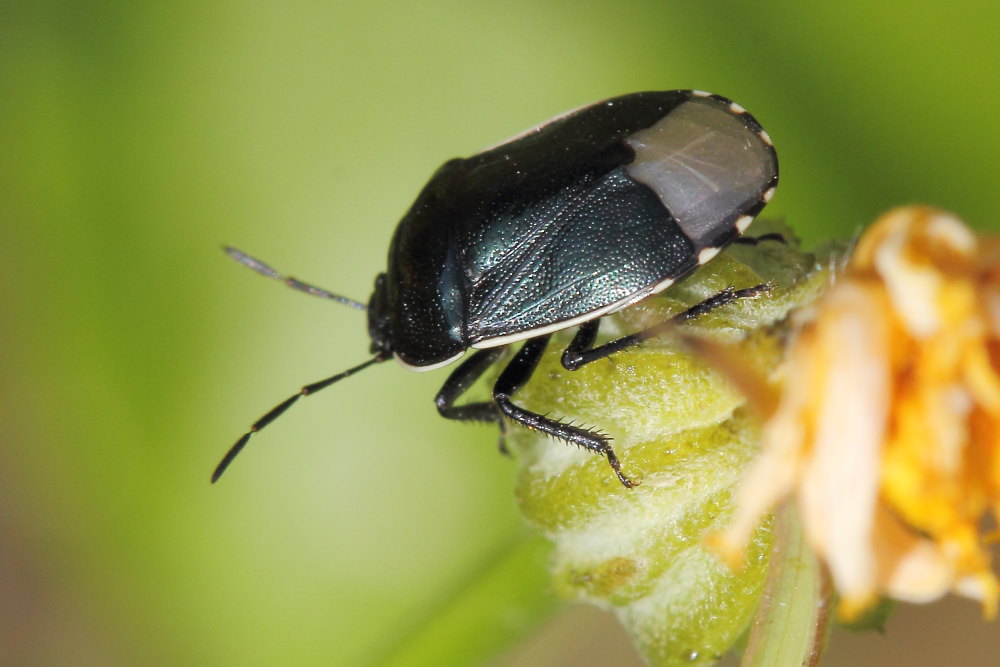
[505,222,835,665]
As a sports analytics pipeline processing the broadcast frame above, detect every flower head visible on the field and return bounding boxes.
[712,206,1000,617]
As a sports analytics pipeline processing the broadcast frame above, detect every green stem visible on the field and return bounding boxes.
[740,503,833,667]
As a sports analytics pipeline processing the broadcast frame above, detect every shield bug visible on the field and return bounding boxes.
[213,90,778,487]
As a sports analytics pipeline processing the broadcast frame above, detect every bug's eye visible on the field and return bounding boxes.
[624,100,776,245]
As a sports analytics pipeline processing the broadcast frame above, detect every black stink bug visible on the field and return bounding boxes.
[213,90,778,488]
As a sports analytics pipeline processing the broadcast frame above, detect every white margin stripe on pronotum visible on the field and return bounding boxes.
[395,349,467,372]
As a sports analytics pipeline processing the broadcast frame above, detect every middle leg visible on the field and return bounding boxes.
[493,335,636,488]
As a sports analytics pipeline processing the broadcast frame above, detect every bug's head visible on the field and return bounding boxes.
[367,272,393,360]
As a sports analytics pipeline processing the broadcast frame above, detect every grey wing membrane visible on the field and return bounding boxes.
[463,167,695,345]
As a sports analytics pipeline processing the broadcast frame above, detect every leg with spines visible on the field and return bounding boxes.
[492,335,636,488]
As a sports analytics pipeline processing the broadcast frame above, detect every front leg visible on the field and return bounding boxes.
[435,347,512,455]
[435,348,505,423]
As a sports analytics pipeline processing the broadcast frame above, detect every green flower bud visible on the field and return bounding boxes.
[505,222,836,665]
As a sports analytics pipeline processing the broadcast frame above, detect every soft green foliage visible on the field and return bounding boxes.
[507,224,834,665]
[378,535,559,666]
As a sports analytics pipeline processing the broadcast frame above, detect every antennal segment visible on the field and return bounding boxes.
[212,356,384,483]
[223,246,368,310]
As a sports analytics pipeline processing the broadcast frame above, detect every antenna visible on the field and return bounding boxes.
[223,246,368,310]
[212,356,384,482]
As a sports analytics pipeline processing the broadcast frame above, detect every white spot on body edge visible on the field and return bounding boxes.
[736,215,754,233]
[728,102,746,114]
[698,247,721,264]
[759,129,773,146]
[762,187,776,203]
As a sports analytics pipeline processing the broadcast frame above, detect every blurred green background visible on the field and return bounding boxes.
[3,1,1000,665]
